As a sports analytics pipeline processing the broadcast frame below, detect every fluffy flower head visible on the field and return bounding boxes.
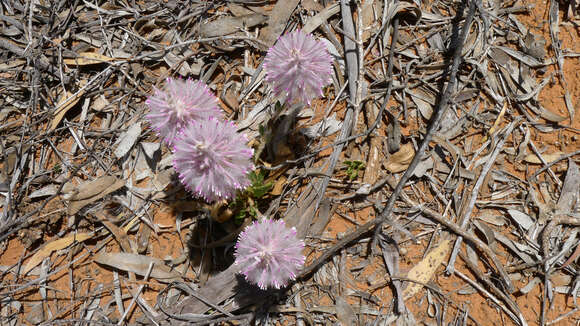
[146,78,222,145]
[234,218,305,290]
[173,118,253,202]
[263,30,333,105]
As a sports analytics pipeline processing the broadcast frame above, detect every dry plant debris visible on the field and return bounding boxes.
[0,0,579,325]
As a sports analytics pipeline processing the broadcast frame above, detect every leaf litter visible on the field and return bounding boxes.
[0,1,579,325]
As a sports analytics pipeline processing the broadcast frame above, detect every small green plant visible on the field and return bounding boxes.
[247,170,273,198]
[344,160,365,180]
[231,170,273,224]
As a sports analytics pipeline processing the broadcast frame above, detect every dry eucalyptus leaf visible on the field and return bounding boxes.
[507,209,535,231]
[63,52,115,66]
[478,214,506,227]
[473,220,497,246]
[522,32,547,60]
[564,92,575,124]
[114,122,141,158]
[363,136,383,184]
[413,157,434,178]
[301,0,324,11]
[141,141,161,159]
[361,0,381,42]
[164,52,191,77]
[200,14,267,38]
[0,297,21,325]
[67,176,125,215]
[168,264,242,315]
[556,159,580,214]
[384,143,415,173]
[383,0,421,24]
[69,176,120,201]
[83,284,102,320]
[94,252,182,283]
[403,239,452,300]
[516,126,531,161]
[302,113,342,138]
[28,184,59,199]
[228,3,255,16]
[23,232,93,275]
[1,145,31,175]
[526,102,567,123]
[519,277,542,294]
[320,37,344,74]
[489,46,510,67]
[303,3,340,34]
[495,233,538,264]
[386,111,401,154]
[259,0,300,47]
[152,168,174,197]
[271,175,287,196]
[408,88,435,120]
[101,220,132,252]
[2,25,21,37]
[335,296,357,325]
[0,59,25,70]
[25,303,44,325]
[495,45,544,67]
[91,95,110,111]
[523,151,564,164]
[0,181,9,192]
[50,86,86,131]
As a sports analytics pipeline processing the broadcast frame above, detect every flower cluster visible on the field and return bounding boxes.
[145,78,253,202]
[145,78,222,145]
[173,118,254,202]
[264,30,333,105]
[234,219,305,289]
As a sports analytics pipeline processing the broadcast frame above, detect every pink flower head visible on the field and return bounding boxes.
[145,78,222,145]
[234,218,305,290]
[173,118,254,202]
[263,30,333,105]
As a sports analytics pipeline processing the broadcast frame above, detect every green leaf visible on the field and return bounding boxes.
[235,208,247,224]
[344,160,365,180]
[274,101,283,112]
[248,170,264,184]
[251,184,272,198]
[248,206,258,218]
[247,170,272,199]
[231,170,276,224]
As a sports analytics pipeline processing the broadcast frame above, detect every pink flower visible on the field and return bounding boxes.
[145,78,222,145]
[234,219,305,289]
[263,30,333,105]
[173,118,254,202]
